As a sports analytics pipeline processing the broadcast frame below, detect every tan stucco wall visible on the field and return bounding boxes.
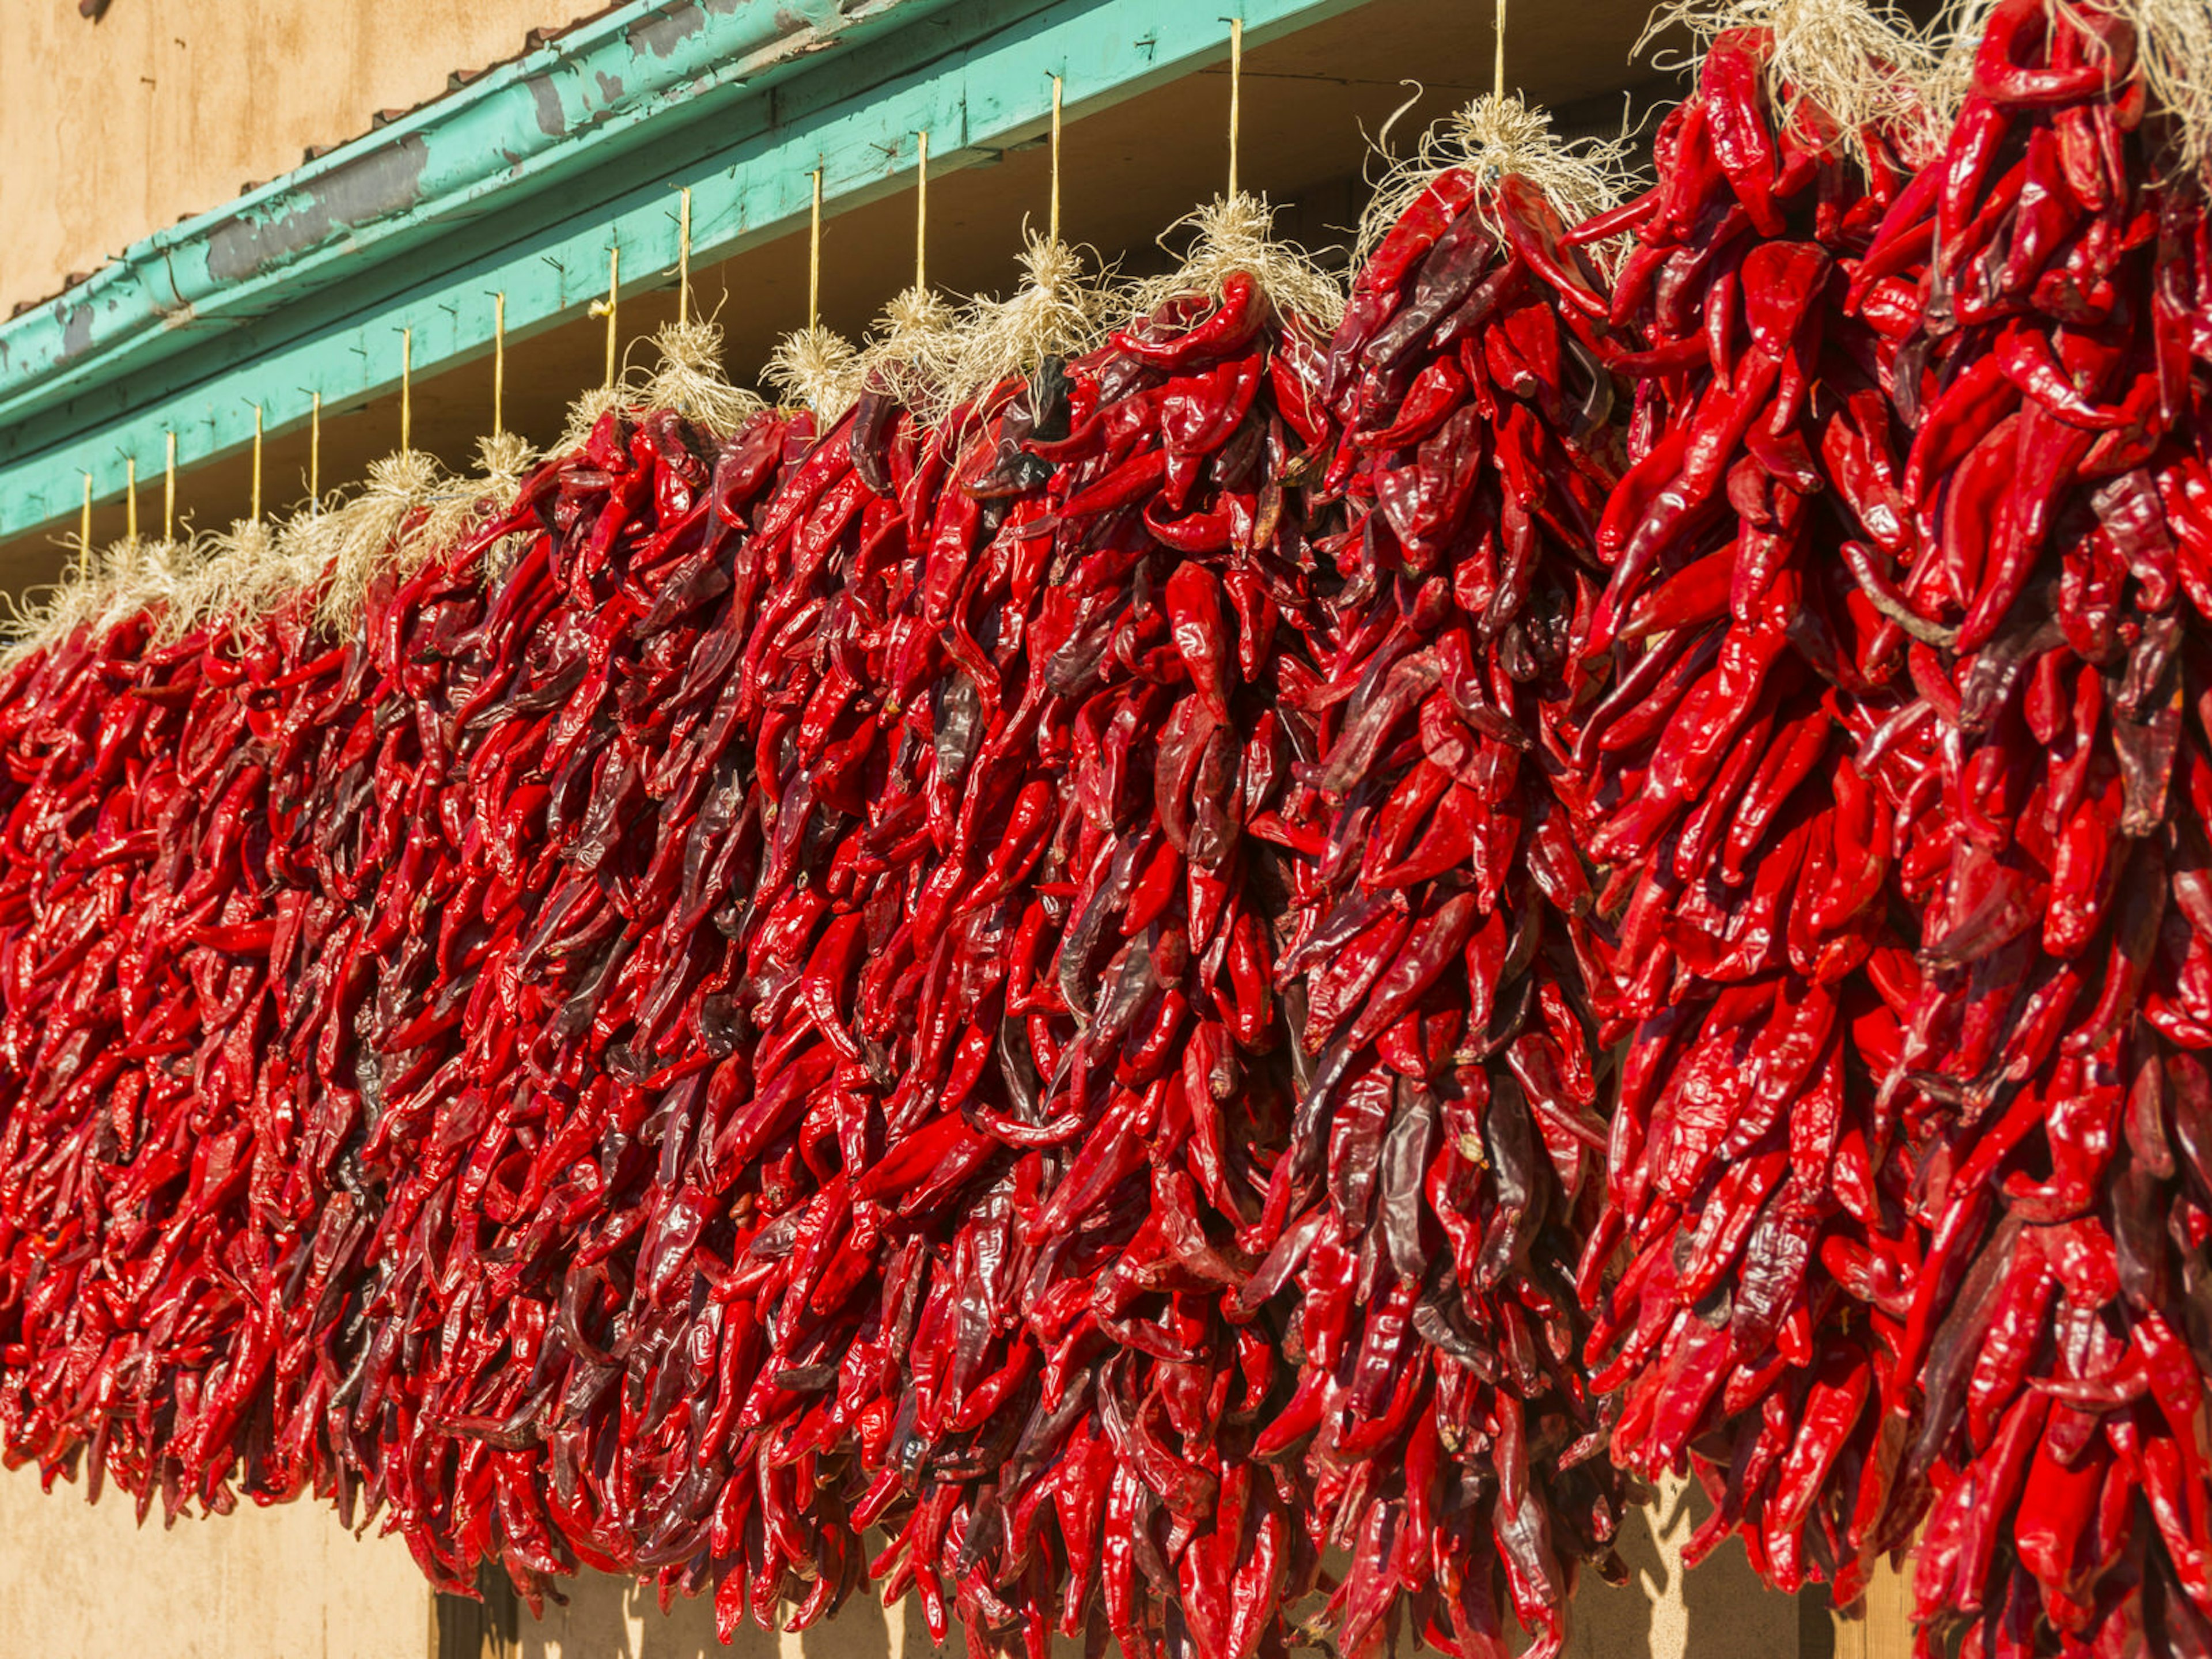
[0,1460,430,1657]
[514,1569,923,1659]
[0,1,605,315]
[2,1456,1885,1659]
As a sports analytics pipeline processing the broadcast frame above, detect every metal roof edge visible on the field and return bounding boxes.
[0,0,952,429]
[0,0,1366,540]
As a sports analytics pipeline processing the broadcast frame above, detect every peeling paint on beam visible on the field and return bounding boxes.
[205,139,433,283]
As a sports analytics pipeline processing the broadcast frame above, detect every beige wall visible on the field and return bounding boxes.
[2,1458,1885,1659]
[514,1570,925,1659]
[0,1,604,315]
[0,1460,429,1657]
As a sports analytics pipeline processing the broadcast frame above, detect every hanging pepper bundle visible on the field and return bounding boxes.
[1831,1,2212,1650]
[808,221,1349,1659]
[0,457,528,1542]
[298,406,818,1607]
[1560,2,1946,1603]
[1259,100,1633,1659]
[0,581,353,1524]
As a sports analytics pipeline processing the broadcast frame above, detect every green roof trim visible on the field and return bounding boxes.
[0,0,1361,540]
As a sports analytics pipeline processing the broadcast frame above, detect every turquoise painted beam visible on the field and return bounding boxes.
[0,0,1366,540]
[0,0,953,428]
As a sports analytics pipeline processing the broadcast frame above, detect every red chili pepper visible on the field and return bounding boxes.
[1971,0,2135,108]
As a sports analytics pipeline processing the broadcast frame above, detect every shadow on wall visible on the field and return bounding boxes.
[519,1577,943,1659]
[512,1479,1809,1659]
[1567,1476,1805,1659]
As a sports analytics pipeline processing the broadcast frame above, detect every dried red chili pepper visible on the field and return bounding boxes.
[1834,2,2212,1649]
[1562,15,1941,1613]
[1256,115,1637,1659]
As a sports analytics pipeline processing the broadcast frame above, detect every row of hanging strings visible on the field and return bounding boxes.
[47,0,1558,639]
[64,0,1228,577]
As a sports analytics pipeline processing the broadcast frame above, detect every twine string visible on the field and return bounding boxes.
[163,431,176,542]
[601,246,621,388]
[915,131,929,292]
[678,187,692,327]
[1228,18,1243,199]
[493,293,507,438]
[808,169,824,331]
[1050,76,1063,243]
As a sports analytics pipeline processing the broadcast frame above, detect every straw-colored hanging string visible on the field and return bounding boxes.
[399,328,413,453]
[607,245,620,385]
[1227,17,1243,199]
[162,431,176,543]
[79,474,92,575]
[1131,10,1342,334]
[677,188,692,327]
[126,457,138,543]
[764,162,859,418]
[309,392,322,506]
[1495,0,1507,99]
[589,244,620,387]
[914,132,929,293]
[808,168,823,331]
[492,293,507,437]
[251,404,263,524]
[1049,76,1064,244]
